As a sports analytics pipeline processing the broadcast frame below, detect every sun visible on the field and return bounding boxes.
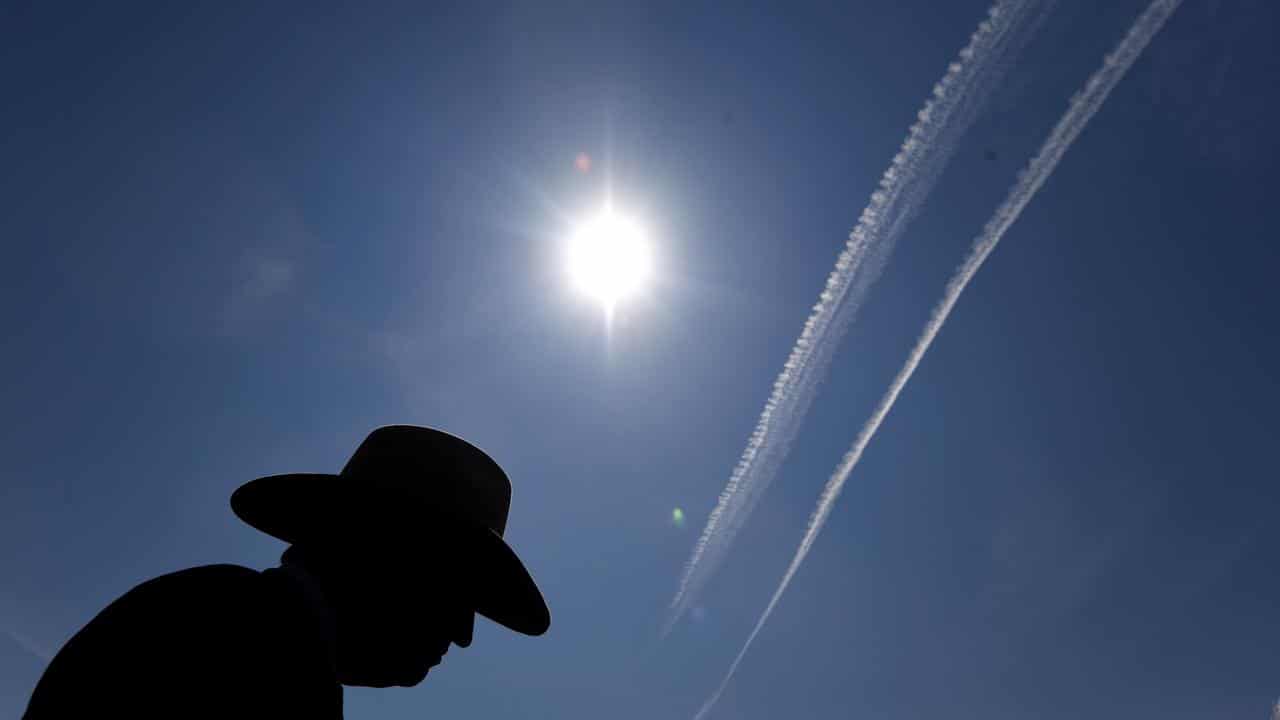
[567,210,652,312]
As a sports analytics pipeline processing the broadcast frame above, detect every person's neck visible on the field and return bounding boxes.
[276,557,340,673]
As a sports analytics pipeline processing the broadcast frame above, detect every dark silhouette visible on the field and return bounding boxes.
[23,425,550,719]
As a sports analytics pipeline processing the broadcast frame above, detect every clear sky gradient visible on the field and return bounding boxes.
[2,1,1278,718]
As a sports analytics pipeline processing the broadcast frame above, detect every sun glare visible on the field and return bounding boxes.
[568,210,652,312]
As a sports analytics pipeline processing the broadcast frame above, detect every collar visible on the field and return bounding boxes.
[271,560,340,673]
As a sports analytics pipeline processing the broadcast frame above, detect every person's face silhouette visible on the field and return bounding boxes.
[308,531,478,687]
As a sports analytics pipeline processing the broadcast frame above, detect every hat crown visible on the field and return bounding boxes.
[341,425,511,536]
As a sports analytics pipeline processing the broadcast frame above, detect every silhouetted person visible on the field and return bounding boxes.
[23,425,550,719]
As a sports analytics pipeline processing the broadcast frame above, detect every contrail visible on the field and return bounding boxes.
[4,627,52,663]
[692,1,1182,716]
[667,0,1049,632]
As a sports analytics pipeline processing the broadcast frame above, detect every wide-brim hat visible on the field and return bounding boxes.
[230,425,550,636]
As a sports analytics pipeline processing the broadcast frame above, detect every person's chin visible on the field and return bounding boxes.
[342,662,436,688]
[394,657,441,687]
[398,663,435,687]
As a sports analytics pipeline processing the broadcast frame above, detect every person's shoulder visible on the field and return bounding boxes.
[136,563,262,588]
[102,563,266,618]
[128,563,263,596]
[24,564,273,717]
[64,564,270,647]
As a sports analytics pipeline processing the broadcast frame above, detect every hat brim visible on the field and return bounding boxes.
[231,473,550,636]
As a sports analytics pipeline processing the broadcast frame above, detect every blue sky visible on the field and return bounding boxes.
[2,1,1278,718]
